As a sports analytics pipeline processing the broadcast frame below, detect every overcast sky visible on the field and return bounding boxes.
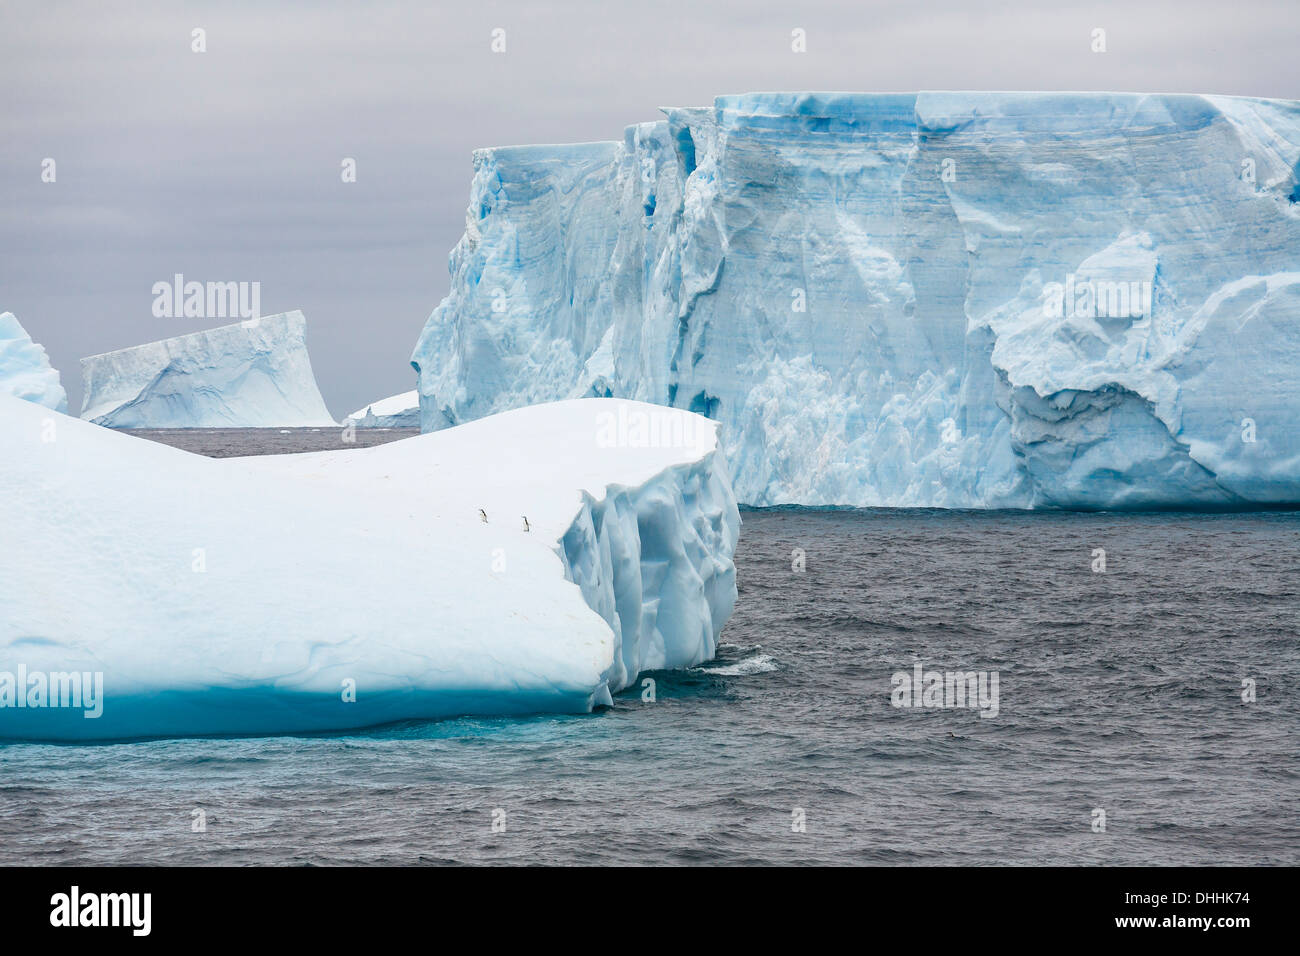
[2,0,1297,416]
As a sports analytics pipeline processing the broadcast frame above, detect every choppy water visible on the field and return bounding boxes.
[2,430,1297,865]
[115,426,421,457]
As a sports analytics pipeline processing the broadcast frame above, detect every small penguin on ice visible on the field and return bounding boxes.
[479,509,488,523]
[522,516,530,532]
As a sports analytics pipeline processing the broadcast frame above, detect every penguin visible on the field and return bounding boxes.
[522,516,530,532]
[479,509,488,523]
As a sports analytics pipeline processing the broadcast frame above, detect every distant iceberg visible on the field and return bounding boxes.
[0,311,67,412]
[80,310,337,428]
[412,92,1300,509]
[345,389,420,427]
[0,395,738,740]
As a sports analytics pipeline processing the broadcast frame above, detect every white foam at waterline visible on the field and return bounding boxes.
[698,654,778,676]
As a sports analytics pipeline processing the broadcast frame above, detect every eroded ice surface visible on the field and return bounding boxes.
[80,311,337,428]
[344,389,420,427]
[412,92,1300,509]
[0,396,738,740]
[0,312,67,412]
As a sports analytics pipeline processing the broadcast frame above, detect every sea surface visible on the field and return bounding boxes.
[2,428,1297,865]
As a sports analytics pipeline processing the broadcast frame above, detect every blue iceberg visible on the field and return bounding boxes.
[80,311,337,428]
[0,396,738,740]
[0,311,67,413]
[412,92,1300,509]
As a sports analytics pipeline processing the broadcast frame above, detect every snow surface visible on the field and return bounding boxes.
[0,395,738,740]
[345,389,420,427]
[0,312,67,412]
[412,92,1300,509]
[80,310,337,428]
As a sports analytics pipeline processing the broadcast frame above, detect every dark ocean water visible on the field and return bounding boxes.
[1,429,1297,865]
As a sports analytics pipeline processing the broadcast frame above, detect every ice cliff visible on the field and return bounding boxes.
[345,389,421,427]
[0,312,67,412]
[412,92,1300,509]
[0,396,737,740]
[80,310,336,428]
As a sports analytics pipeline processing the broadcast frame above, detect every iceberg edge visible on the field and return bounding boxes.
[0,397,739,741]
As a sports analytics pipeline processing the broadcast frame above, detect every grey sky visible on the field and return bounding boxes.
[2,0,1296,417]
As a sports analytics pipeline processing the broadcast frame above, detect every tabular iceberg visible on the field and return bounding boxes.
[0,311,67,412]
[0,395,737,741]
[344,389,421,427]
[80,310,337,428]
[412,92,1300,509]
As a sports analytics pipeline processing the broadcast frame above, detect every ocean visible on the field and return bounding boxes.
[1,429,1296,865]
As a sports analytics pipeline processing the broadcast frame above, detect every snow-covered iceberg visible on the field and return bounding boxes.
[344,389,420,427]
[80,310,337,428]
[412,92,1300,509]
[0,395,737,741]
[0,311,67,412]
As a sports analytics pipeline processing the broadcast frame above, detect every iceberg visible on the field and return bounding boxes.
[80,310,337,428]
[0,311,67,412]
[0,395,738,741]
[412,92,1300,509]
[344,389,421,427]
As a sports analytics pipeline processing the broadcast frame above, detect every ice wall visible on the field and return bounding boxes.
[0,311,67,412]
[80,310,336,428]
[412,92,1300,509]
[345,389,421,427]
